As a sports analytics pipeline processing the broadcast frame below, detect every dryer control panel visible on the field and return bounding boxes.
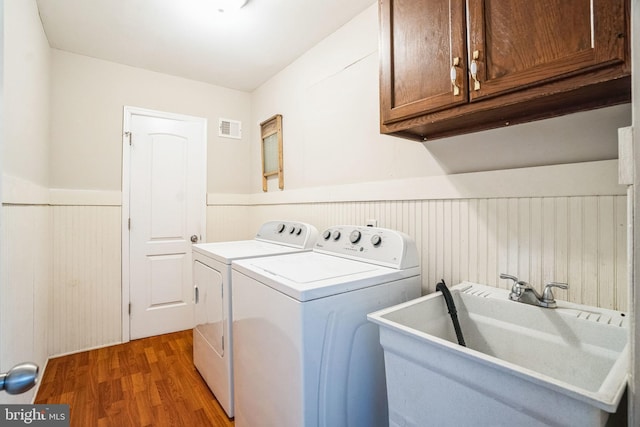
[255,220,319,249]
[314,225,419,269]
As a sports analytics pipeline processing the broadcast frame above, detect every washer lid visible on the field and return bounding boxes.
[249,254,379,283]
[193,240,306,264]
[233,252,420,301]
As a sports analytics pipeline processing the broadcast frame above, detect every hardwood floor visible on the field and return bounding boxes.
[35,330,234,427]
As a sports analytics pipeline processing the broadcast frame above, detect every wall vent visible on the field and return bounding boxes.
[219,118,242,139]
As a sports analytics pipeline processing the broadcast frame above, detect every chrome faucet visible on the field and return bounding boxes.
[500,273,568,308]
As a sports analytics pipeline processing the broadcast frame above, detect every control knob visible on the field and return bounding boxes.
[371,235,382,247]
[349,230,361,244]
[323,230,332,240]
[332,231,341,240]
[277,223,286,233]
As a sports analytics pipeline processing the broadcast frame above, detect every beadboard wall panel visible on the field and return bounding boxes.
[50,206,121,355]
[0,205,50,404]
[1,161,627,361]
[207,195,628,311]
[206,205,252,242]
[24,190,626,358]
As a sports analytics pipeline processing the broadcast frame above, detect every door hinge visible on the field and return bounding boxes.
[128,218,131,230]
[124,131,132,145]
[128,302,131,315]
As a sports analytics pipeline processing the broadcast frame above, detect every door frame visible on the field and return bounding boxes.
[121,106,207,342]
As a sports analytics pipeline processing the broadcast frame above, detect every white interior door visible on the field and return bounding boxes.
[124,107,206,340]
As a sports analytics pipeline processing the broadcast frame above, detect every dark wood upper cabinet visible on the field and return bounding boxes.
[379,0,467,123]
[379,0,631,141]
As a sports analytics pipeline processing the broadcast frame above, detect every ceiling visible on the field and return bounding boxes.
[36,0,376,92]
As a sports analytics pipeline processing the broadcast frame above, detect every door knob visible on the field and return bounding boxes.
[191,235,198,243]
[0,362,39,394]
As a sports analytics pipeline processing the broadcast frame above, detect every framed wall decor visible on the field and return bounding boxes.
[260,114,283,191]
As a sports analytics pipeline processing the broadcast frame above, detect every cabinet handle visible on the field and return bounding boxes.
[470,50,481,91]
[450,57,461,96]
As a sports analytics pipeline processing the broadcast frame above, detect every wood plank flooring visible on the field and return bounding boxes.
[35,330,234,427]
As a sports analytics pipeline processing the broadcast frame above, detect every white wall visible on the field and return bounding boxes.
[49,205,121,356]
[0,0,632,375]
[232,3,631,311]
[1,0,51,404]
[207,161,628,310]
[250,5,430,191]
[50,49,252,194]
[1,206,50,404]
[0,0,4,400]
[3,0,50,186]
[250,4,631,192]
[43,51,254,355]
[42,50,254,355]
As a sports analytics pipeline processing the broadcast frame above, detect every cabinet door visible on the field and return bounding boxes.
[466,0,627,101]
[379,0,467,125]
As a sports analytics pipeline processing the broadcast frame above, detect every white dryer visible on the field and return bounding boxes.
[231,225,421,427]
[191,220,318,418]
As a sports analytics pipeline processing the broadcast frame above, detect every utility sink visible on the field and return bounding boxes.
[367,282,629,427]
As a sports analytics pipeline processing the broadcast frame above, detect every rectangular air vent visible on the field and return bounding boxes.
[219,118,242,139]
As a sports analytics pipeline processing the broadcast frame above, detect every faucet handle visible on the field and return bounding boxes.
[500,273,529,287]
[542,282,569,304]
[501,273,530,301]
[500,273,519,282]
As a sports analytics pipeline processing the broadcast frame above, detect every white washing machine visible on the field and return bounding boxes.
[191,220,318,418]
[231,225,421,427]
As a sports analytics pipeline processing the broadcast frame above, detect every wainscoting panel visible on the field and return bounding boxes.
[208,195,628,311]
[206,205,252,242]
[0,205,50,404]
[50,206,121,355]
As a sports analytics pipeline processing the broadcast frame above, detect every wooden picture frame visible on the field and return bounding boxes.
[260,114,283,191]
